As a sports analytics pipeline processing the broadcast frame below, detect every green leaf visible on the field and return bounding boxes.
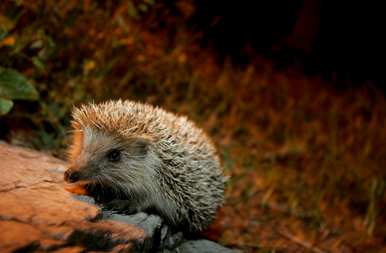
[0,30,7,41]
[32,57,45,72]
[0,98,13,115]
[0,67,39,100]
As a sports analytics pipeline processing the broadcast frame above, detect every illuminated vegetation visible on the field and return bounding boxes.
[1,1,385,252]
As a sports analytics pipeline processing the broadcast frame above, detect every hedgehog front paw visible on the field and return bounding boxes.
[104,199,140,214]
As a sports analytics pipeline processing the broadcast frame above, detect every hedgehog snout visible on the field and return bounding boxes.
[64,169,81,183]
[64,163,90,183]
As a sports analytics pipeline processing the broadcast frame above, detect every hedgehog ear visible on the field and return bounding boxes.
[127,137,151,156]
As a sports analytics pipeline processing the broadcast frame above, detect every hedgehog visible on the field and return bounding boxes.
[64,100,226,232]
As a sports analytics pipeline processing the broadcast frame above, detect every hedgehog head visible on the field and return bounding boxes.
[64,101,162,201]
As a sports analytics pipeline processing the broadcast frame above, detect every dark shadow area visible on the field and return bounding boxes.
[187,0,386,88]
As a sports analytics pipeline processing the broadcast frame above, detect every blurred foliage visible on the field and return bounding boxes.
[1,0,386,252]
[0,67,38,114]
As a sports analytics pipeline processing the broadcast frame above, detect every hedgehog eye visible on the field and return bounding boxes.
[107,149,121,162]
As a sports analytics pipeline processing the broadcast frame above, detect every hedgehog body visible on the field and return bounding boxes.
[65,100,226,232]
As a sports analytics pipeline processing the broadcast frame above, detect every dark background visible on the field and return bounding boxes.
[189,0,385,87]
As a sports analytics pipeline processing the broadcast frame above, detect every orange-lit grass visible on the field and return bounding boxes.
[2,1,386,252]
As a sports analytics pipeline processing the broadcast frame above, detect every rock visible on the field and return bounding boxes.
[0,143,237,253]
[0,143,144,252]
[105,212,163,252]
[175,240,237,253]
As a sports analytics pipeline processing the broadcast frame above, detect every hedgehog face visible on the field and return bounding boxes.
[65,127,161,200]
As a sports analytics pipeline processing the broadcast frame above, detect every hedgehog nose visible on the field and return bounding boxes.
[64,170,81,183]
